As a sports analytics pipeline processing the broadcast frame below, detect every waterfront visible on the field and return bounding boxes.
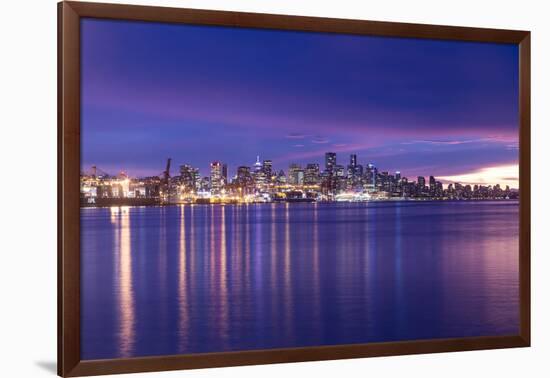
[81,201,519,360]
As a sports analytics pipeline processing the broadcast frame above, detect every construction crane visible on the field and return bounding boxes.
[162,158,171,185]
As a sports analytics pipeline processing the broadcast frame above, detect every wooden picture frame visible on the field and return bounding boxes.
[58,1,531,376]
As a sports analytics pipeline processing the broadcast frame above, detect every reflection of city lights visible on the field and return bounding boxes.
[118,207,134,357]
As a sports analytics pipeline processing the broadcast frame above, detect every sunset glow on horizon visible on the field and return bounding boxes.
[439,164,519,189]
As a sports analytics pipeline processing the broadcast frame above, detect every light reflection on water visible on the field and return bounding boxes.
[113,206,134,357]
[81,201,519,360]
[178,205,188,352]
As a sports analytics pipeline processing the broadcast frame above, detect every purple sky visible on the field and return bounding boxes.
[81,18,519,185]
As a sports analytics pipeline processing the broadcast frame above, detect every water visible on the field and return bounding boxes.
[81,201,519,360]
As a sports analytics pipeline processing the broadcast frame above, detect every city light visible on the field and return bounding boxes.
[80,152,519,207]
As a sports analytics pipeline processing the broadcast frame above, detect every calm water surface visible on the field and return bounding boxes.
[81,201,519,360]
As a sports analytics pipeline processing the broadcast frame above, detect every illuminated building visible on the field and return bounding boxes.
[429,175,436,195]
[364,163,377,192]
[288,163,304,185]
[236,166,253,195]
[347,154,363,189]
[335,165,346,191]
[350,154,357,167]
[262,160,273,181]
[210,161,223,196]
[417,176,426,195]
[325,152,336,175]
[222,163,228,186]
[304,163,320,185]
[180,164,199,193]
[276,169,287,184]
[254,156,262,173]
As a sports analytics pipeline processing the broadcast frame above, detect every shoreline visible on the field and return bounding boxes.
[80,198,519,209]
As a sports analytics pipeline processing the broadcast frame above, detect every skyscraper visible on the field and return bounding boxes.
[252,156,267,191]
[364,163,376,192]
[417,176,426,195]
[180,164,199,193]
[418,176,426,188]
[304,163,320,185]
[262,160,273,181]
[335,164,346,191]
[276,169,287,184]
[429,175,436,194]
[347,154,364,189]
[237,166,251,181]
[253,155,262,173]
[325,152,336,175]
[350,154,357,167]
[236,166,253,194]
[210,161,223,195]
[222,163,228,185]
[288,163,304,185]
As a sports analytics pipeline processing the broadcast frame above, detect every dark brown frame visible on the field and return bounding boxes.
[58,1,531,376]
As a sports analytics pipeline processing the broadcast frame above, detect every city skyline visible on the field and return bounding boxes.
[82,150,519,190]
[81,19,519,188]
[80,149,519,208]
[81,148,518,207]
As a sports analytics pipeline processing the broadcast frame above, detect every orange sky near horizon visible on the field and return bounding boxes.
[438,164,519,189]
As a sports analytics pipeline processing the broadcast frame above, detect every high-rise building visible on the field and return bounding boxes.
[436,181,443,197]
[198,176,210,192]
[335,165,345,177]
[180,164,199,193]
[393,171,402,195]
[364,163,377,192]
[222,163,228,185]
[347,154,364,190]
[380,171,391,192]
[235,166,253,194]
[347,155,356,189]
[250,157,267,191]
[430,176,436,196]
[253,156,262,173]
[418,176,426,187]
[288,163,304,185]
[276,169,287,184]
[237,166,251,180]
[210,161,223,196]
[304,163,320,185]
[417,176,426,195]
[355,164,364,177]
[262,160,273,181]
[325,152,336,175]
[335,164,346,192]
[349,154,357,167]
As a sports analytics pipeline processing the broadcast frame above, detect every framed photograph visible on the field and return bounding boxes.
[58,1,530,376]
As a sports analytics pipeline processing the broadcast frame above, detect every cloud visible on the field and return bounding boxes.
[285,133,308,139]
[403,139,480,146]
[402,135,519,147]
[311,137,330,144]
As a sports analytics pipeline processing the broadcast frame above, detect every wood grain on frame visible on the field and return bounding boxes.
[58,1,531,376]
